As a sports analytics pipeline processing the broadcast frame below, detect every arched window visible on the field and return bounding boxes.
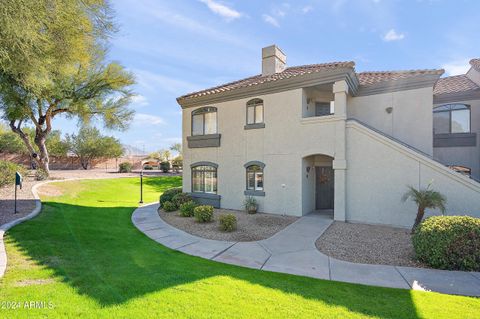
[245,162,265,191]
[433,104,470,134]
[191,163,217,194]
[192,107,217,136]
[246,99,264,125]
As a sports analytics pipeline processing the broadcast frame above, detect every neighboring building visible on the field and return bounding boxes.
[177,45,480,228]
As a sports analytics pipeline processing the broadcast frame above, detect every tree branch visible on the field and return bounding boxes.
[9,120,37,157]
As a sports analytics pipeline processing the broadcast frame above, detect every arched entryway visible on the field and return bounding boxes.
[302,154,334,216]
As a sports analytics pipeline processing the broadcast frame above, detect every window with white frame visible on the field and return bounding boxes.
[192,107,217,136]
[192,165,217,194]
[246,99,264,125]
[246,165,263,191]
[433,104,471,134]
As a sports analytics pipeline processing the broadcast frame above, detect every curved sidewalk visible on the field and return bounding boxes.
[133,203,480,297]
[0,183,44,278]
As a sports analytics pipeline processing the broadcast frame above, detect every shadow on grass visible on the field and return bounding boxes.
[4,200,422,318]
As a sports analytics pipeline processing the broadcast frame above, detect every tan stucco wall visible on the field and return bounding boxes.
[346,121,480,228]
[182,84,480,226]
[183,88,346,216]
[433,98,480,180]
[348,87,434,155]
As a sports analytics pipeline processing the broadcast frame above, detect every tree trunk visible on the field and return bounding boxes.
[34,133,50,174]
[9,121,46,171]
[80,157,89,170]
[411,206,425,234]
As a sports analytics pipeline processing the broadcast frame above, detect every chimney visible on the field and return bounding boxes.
[262,45,286,76]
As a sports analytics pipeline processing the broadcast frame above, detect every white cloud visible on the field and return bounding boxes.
[302,6,313,14]
[133,69,200,95]
[135,1,249,48]
[382,29,405,42]
[199,0,242,21]
[442,59,470,76]
[262,14,280,27]
[133,113,165,126]
[130,95,149,108]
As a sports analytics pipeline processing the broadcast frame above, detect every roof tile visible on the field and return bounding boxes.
[470,58,480,71]
[433,75,480,95]
[177,61,355,102]
[357,69,444,86]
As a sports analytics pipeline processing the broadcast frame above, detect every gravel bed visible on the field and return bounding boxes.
[315,221,428,268]
[0,176,37,225]
[159,208,298,242]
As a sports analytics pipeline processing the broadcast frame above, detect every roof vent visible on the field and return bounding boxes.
[262,45,286,76]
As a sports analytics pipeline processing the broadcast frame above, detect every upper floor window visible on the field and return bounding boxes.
[433,104,471,134]
[192,107,217,136]
[246,165,264,191]
[246,99,264,125]
[315,102,333,116]
[192,164,217,194]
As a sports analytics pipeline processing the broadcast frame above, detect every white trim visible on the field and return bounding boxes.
[300,115,346,125]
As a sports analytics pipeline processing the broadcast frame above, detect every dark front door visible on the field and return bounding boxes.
[315,166,334,210]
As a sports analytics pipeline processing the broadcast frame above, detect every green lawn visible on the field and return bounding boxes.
[0,177,478,318]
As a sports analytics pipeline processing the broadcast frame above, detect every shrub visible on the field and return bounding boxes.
[159,187,182,207]
[172,193,192,207]
[160,161,170,173]
[162,201,177,212]
[144,165,153,170]
[0,160,27,187]
[219,214,237,232]
[244,196,258,214]
[119,162,132,173]
[179,201,197,217]
[35,168,49,181]
[194,205,214,223]
[413,216,480,271]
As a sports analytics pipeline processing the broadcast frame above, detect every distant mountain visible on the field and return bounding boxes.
[122,144,147,156]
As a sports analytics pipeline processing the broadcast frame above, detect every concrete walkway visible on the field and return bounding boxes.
[132,203,480,297]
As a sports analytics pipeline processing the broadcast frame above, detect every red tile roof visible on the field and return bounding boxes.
[470,58,480,71]
[433,75,480,95]
[177,61,355,102]
[357,69,444,86]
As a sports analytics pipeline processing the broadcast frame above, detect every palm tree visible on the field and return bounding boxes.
[402,184,447,233]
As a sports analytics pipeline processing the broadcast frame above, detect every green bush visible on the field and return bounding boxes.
[160,161,170,173]
[179,201,197,217]
[0,160,27,187]
[172,193,191,207]
[413,216,480,271]
[34,168,49,181]
[162,201,177,212]
[118,162,132,173]
[219,214,237,232]
[159,187,182,207]
[144,165,153,170]
[194,205,214,223]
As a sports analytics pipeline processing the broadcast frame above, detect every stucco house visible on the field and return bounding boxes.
[176,45,480,228]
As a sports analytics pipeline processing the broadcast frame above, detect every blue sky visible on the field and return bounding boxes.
[53,0,480,152]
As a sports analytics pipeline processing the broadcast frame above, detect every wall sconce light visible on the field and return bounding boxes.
[306,166,311,173]
[385,107,393,114]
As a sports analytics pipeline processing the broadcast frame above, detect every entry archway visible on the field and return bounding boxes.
[302,154,334,216]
